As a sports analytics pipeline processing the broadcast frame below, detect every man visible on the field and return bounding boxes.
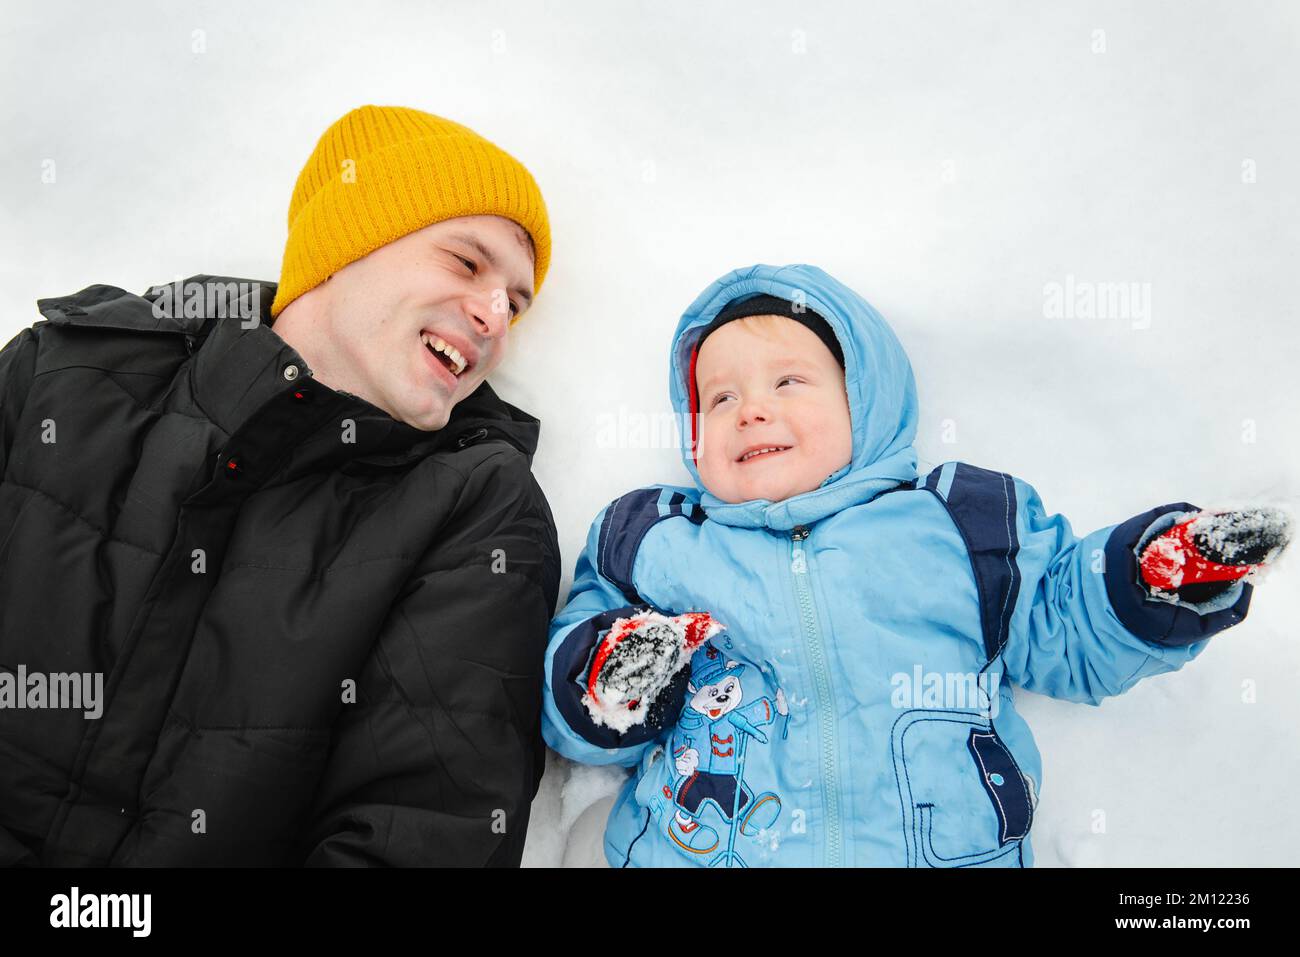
[0,105,560,866]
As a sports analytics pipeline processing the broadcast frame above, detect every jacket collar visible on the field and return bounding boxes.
[36,275,543,468]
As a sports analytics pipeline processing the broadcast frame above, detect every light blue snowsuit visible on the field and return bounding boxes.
[542,264,1251,867]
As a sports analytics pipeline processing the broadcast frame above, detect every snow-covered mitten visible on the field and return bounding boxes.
[1139,507,1293,603]
[582,610,725,734]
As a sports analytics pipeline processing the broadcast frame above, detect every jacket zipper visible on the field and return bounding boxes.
[789,523,842,867]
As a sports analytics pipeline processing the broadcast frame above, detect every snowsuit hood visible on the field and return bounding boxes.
[669,263,919,530]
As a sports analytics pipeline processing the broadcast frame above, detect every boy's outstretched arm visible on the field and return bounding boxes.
[543,498,694,767]
[999,478,1289,706]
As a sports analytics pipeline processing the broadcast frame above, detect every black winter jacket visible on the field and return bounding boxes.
[0,276,560,866]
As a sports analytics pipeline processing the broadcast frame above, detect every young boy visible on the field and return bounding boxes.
[541,263,1290,867]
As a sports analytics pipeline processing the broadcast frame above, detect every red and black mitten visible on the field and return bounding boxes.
[582,610,724,733]
[1139,506,1292,603]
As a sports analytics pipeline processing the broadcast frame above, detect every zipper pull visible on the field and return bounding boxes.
[456,426,489,449]
[790,525,809,574]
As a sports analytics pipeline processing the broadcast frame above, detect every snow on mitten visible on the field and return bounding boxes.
[582,610,724,734]
[1139,507,1293,603]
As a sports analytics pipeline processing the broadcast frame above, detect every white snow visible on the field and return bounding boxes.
[1145,533,1189,588]
[1189,507,1294,567]
[3,1,1298,869]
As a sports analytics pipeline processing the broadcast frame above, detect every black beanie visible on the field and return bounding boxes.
[696,294,845,368]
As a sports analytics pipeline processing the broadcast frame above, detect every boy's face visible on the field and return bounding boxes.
[275,214,536,432]
[694,316,852,504]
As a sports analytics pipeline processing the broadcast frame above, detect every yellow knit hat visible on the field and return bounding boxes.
[270,105,550,320]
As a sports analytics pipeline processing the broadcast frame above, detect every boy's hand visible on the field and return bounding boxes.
[582,610,724,732]
[1139,506,1292,602]
[675,747,699,777]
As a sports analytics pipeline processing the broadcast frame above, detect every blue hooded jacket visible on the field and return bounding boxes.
[542,263,1252,867]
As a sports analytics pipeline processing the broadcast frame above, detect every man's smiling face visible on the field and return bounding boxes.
[277,214,536,431]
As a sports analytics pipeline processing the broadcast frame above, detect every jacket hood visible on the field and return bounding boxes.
[669,263,919,530]
[36,275,543,463]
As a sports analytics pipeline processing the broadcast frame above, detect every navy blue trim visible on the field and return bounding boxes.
[968,729,1032,844]
[922,463,1021,662]
[665,490,707,525]
[596,487,707,601]
[1103,503,1253,647]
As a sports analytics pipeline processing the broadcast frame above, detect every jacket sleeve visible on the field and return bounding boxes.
[299,448,560,866]
[999,477,1252,706]
[541,498,685,768]
[0,326,40,478]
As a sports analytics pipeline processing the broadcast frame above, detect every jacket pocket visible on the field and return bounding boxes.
[605,745,667,868]
[891,709,1033,867]
[632,742,669,810]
